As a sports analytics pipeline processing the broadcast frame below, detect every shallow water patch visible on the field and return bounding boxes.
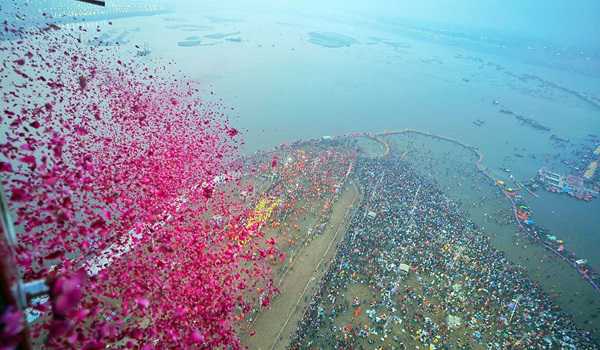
[205,31,241,39]
[177,40,202,47]
[307,32,357,48]
[165,24,213,32]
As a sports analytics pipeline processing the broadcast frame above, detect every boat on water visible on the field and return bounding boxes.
[536,167,597,201]
[136,43,151,57]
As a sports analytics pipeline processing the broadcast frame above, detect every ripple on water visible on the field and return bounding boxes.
[204,31,241,39]
[177,40,202,47]
[307,32,357,48]
[165,24,213,32]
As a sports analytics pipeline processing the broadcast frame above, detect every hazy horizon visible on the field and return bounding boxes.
[169,0,600,51]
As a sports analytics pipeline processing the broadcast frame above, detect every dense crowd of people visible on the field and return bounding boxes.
[289,155,597,349]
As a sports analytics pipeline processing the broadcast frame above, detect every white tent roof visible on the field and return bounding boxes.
[399,263,410,273]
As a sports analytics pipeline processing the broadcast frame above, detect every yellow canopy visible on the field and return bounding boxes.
[584,161,597,179]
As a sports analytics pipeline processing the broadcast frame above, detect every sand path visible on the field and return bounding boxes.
[243,182,359,350]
